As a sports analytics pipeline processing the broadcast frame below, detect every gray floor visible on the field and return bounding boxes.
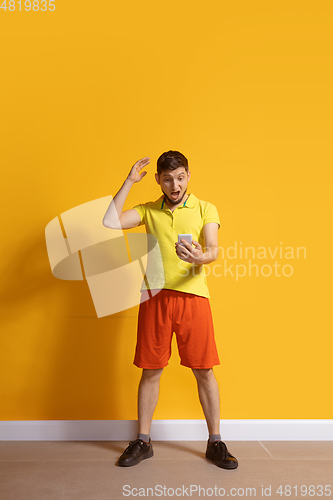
[1,441,332,499]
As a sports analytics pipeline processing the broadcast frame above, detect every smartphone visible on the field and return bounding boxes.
[178,234,192,247]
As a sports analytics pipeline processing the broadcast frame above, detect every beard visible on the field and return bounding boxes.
[162,188,187,206]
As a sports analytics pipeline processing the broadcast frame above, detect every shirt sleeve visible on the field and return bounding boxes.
[132,203,146,226]
[203,202,220,229]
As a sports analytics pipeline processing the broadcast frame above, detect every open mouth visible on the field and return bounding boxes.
[171,191,180,200]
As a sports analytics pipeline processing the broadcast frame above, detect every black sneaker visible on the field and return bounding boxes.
[206,440,238,469]
[118,438,153,467]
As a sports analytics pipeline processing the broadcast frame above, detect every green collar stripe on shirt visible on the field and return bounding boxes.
[161,197,187,209]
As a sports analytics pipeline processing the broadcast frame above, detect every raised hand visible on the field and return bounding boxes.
[127,157,150,183]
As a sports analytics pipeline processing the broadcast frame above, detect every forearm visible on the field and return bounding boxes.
[103,177,134,227]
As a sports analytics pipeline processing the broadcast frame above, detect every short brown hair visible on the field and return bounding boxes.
[156,150,189,176]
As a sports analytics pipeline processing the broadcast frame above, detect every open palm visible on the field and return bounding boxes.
[127,157,150,183]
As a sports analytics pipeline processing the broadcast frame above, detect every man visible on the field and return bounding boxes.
[102,151,238,469]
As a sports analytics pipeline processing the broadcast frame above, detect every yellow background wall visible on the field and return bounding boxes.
[1,1,332,420]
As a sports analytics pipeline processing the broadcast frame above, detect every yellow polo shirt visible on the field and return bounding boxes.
[132,193,220,298]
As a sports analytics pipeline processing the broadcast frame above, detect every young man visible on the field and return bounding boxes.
[103,151,238,469]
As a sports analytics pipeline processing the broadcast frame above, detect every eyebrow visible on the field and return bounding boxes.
[162,173,185,177]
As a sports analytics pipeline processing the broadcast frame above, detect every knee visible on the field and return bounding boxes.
[192,367,213,382]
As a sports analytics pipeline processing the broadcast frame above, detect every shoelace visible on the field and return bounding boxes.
[215,440,227,458]
[124,439,145,454]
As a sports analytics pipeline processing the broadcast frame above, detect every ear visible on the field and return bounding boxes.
[155,173,160,185]
[187,170,191,181]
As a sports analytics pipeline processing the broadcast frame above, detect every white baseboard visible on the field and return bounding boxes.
[0,420,333,441]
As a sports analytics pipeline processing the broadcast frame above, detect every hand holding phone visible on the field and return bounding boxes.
[178,234,192,247]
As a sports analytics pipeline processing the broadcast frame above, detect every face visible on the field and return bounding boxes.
[155,167,191,206]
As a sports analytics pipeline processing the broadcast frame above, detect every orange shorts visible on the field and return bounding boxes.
[133,289,220,369]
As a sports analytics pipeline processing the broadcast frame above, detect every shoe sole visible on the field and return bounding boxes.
[118,449,154,467]
[206,452,238,469]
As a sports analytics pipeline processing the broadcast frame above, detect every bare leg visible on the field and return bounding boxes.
[192,368,220,435]
[138,368,164,434]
